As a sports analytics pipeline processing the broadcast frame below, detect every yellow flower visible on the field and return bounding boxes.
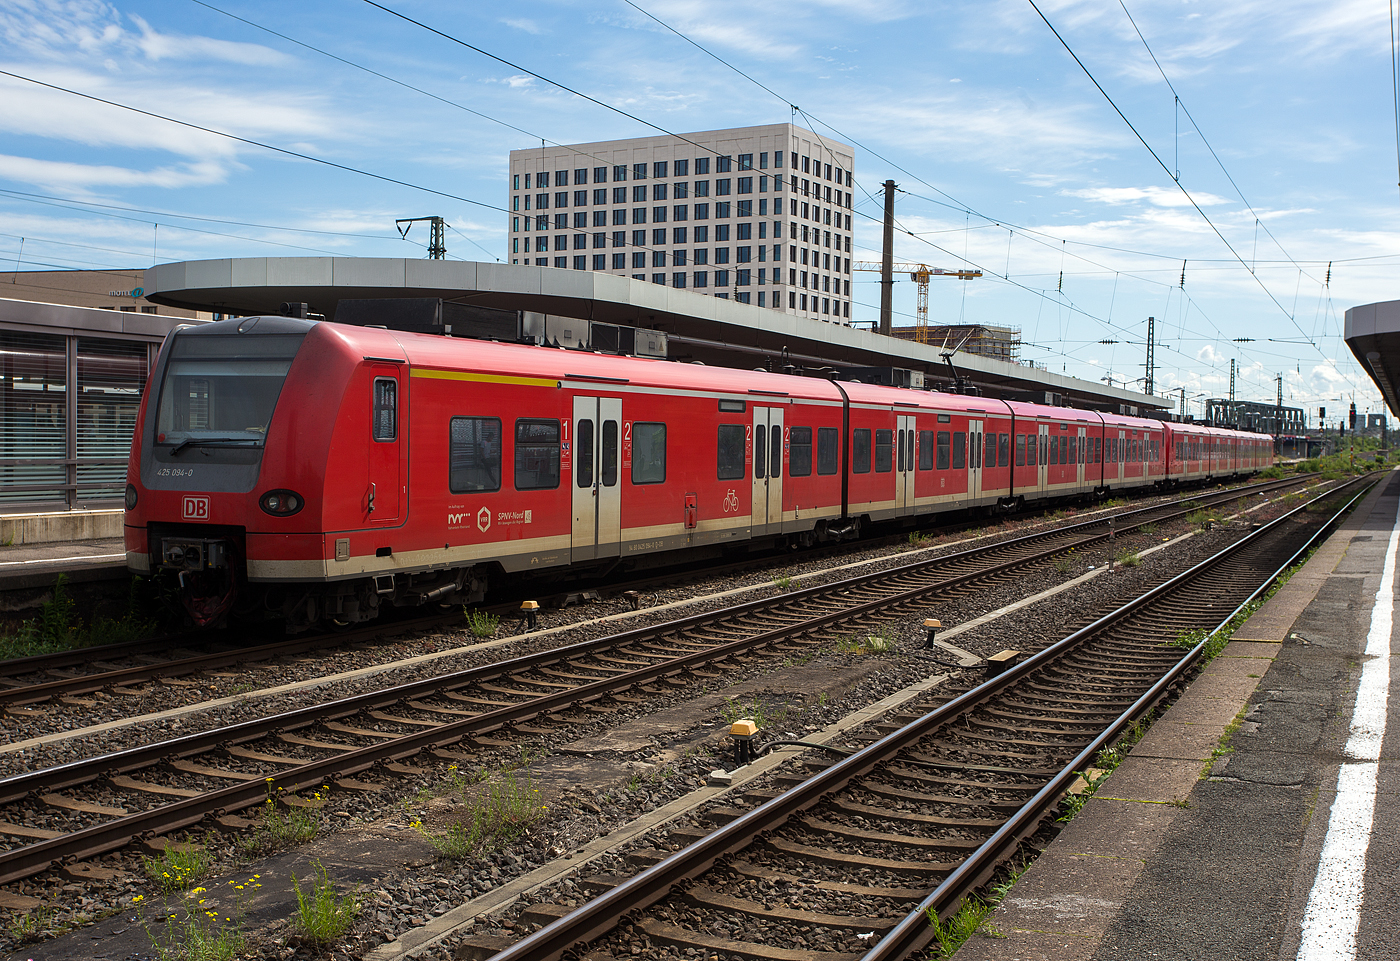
[132,895,144,903]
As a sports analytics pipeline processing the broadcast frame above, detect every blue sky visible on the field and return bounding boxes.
[2,0,1397,421]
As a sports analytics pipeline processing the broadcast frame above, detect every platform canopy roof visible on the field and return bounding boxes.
[145,257,1169,410]
[1346,300,1400,417]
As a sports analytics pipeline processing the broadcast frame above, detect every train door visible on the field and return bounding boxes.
[897,415,916,515]
[368,366,402,525]
[1115,429,1127,482]
[1076,426,1087,486]
[571,396,622,562]
[968,419,984,501]
[752,407,785,534]
[1036,423,1049,491]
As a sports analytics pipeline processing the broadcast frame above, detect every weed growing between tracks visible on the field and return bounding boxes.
[138,875,260,961]
[290,859,360,948]
[464,608,500,638]
[6,903,56,943]
[144,840,215,894]
[412,763,548,860]
[0,573,156,659]
[240,780,325,856]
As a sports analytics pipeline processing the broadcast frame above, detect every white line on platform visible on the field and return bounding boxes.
[0,553,124,567]
[1296,486,1399,961]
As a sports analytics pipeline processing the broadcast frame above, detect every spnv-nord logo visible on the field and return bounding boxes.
[476,506,491,532]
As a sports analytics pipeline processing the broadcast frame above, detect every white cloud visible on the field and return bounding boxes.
[0,153,229,191]
[1197,344,1219,363]
[502,18,542,35]
[1064,185,1232,208]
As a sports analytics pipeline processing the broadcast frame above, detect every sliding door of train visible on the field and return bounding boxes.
[1076,426,1087,485]
[968,419,984,501]
[1037,423,1049,490]
[897,414,916,515]
[752,406,785,535]
[368,365,403,525]
[571,396,622,562]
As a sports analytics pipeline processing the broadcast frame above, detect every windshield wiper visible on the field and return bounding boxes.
[167,438,263,457]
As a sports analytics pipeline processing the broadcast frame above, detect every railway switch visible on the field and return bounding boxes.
[985,649,1020,677]
[518,600,540,630]
[923,618,943,649]
[730,719,759,765]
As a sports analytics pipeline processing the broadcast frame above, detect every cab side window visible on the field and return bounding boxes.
[372,378,397,441]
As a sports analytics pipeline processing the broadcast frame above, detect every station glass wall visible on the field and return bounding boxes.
[0,332,150,508]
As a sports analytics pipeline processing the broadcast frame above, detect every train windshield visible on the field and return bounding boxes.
[154,333,305,451]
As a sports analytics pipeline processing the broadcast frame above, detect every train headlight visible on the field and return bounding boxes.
[124,483,138,510]
[259,489,303,516]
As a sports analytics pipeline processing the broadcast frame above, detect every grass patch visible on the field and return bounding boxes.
[1114,549,1141,568]
[719,693,793,730]
[143,841,214,894]
[927,898,995,956]
[463,608,499,638]
[411,767,548,860]
[7,904,56,943]
[240,790,322,855]
[772,574,801,591]
[1051,550,1075,574]
[863,625,897,654]
[291,859,359,947]
[907,531,934,548]
[0,573,155,659]
[832,634,863,654]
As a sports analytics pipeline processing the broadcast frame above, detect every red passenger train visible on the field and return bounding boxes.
[123,317,1273,630]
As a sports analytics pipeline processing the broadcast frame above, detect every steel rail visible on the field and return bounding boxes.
[482,474,1371,961]
[0,475,1320,884]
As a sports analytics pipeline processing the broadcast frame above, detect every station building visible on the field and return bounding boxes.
[508,123,856,324]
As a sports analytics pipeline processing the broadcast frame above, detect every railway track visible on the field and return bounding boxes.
[0,475,1312,710]
[456,475,1371,961]
[0,475,1320,887]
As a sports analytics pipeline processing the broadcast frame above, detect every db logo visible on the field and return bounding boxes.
[476,506,491,532]
[182,495,210,521]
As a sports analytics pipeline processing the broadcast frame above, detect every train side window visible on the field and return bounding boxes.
[936,431,950,470]
[515,419,561,490]
[602,420,618,486]
[449,416,502,493]
[770,425,783,478]
[951,431,965,469]
[984,432,996,469]
[632,422,666,484]
[372,377,397,441]
[853,428,871,473]
[1069,436,1077,465]
[717,424,746,480]
[998,433,1009,467]
[1050,435,1059,464]
[790,426,812,476]
[1095,437,1101,463]
[919,430,934,470]
[577,419,595,488]
[1016,434,1026,467]
[817,427,839,474]
[875,429,893,472]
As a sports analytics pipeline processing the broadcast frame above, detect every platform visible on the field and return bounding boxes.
[956,469,1400,961]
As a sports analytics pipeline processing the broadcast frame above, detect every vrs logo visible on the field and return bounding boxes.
[477,506,491,532]
[182,495,210,521]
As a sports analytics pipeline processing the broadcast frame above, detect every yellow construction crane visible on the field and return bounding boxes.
[853,262,982,343]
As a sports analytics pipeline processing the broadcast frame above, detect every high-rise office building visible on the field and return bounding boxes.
[507,123,854,322]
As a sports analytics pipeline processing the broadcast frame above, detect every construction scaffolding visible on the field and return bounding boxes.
[888,324,1021,364]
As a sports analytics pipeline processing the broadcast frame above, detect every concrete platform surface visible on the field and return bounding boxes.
[0,508,123,545]
[956,470,1400,961]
